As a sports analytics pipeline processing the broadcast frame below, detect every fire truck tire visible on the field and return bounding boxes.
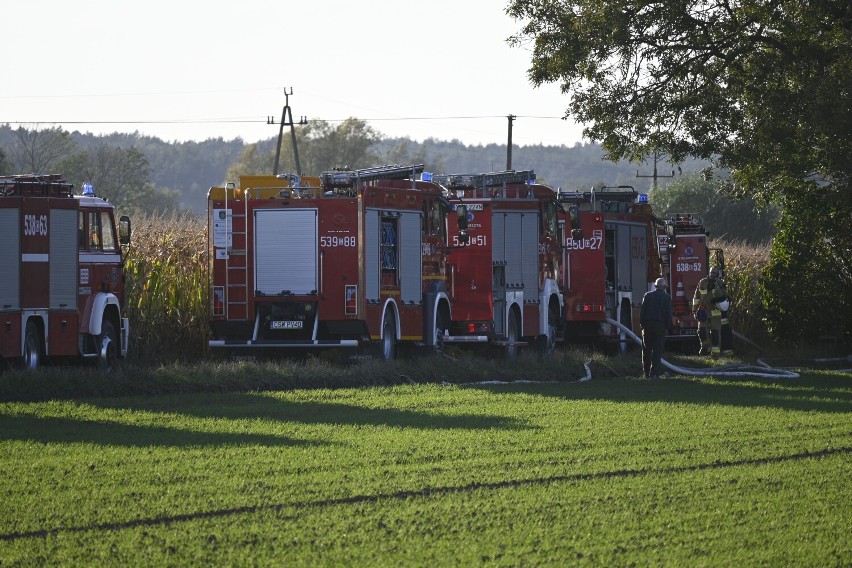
[505,310,520,359]
[380,311,397,361]
[22,321,42,371]
[430,308,448,355]
[98,319,118,372]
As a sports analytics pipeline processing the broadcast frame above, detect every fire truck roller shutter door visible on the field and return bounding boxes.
[492,213,506,264]
[505,213,523,287]
[254,209,318,295]
[0,209,20,310]
[50,209,78,310]
[521,213,539,293]
[365,210,380,301]
[399,211,422,304]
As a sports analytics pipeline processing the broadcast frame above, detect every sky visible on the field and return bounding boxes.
[3,0,587,148]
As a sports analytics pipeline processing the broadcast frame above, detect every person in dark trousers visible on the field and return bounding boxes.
[692,266,732,356]
[640,277,673,378]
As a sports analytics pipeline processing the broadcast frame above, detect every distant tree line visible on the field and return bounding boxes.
[1,122,770,246]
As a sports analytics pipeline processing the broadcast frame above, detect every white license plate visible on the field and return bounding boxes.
[270,320,303,329]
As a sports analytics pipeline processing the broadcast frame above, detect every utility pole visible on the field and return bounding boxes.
[506,114,516,171]
[636,151,675,191]
[268,87,307,176]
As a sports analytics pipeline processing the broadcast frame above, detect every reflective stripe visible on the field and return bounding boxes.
[80,253,122,263]
[22,253,48,262]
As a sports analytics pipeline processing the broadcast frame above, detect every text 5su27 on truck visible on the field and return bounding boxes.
[655,213,724,350]
[436,170,563,357]
[0,175,131,371]
[558,186,661,352]
[207,165,454,360]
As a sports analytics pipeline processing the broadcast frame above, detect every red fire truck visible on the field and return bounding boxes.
[207,165,453,359]
[437,170,563,356]
[655,213,724,348]
[0,174,131,370]
[558,186,660,350]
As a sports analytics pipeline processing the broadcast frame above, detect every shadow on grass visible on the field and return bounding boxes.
[87,393,531,431]
[466,372,852,414]
[0,413,317,448]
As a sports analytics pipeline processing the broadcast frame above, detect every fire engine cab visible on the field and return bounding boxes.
[559,186,660,350]
[207,165,452,359]
[438,170,563,356]
[0,174,131,370]
[656,213,724,347]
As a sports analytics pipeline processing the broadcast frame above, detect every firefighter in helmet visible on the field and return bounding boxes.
[692,266,732,355]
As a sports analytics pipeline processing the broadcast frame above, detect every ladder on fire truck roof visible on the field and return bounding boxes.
[320,164,425,189]
[0,174,74,197]
[558,185,638,204]
[434,170,536,189]
[658,213,705,233]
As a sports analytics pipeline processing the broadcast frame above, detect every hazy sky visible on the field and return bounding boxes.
[4,0,586,147]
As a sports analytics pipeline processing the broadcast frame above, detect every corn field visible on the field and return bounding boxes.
[121,213,774,364]
[123,211,209,363]
[712,239,773,348]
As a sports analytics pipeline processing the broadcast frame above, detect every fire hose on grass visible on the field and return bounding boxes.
[606,318,800,379]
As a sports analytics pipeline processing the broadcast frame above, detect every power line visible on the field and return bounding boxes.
[1,115,565,127]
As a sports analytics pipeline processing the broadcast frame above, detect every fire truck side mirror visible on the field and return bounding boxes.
[456,205,469,230]
[571,228,584,241]
[119,215,132,245]
[458,230,470,244]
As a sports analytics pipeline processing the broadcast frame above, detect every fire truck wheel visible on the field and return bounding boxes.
[505,310,520,359]
[380,311,397,361]
[98,320,118,372]
[431,311,448,355]
[22,321,42,371]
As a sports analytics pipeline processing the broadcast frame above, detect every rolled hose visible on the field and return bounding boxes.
[607,318,800,379]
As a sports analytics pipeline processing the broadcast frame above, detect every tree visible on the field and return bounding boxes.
[508,0,851,344]
[651,173,779,244]
[376,139,446,174]
[298,118,382,174]
[225,118,382,181]
[225,143,275,182]
[9,126,77,173]
[0,147,9,175]
[507,1,851,188]
[57,143,164,212]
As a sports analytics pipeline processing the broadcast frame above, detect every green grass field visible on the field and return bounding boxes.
[0,360,849,565]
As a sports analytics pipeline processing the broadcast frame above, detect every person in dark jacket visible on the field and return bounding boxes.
[640,277,673,378]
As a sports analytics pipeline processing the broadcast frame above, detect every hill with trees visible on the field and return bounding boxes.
[1,122,710,215]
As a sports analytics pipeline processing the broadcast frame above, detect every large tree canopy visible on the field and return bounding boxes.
[509,0,852,344]
[507,0,850,199]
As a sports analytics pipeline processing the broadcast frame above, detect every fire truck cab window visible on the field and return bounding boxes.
[381,218,398,286]
[100,212,117,251]
[430,200,445,238]
[88,212,101,249]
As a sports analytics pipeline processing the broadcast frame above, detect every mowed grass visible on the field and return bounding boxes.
[0,370,850,565]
